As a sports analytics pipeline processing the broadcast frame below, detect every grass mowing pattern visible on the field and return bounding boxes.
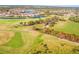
[6,31,23,48]
[32,34,43,48]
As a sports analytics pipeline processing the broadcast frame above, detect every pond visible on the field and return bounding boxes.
[32,15,45,18]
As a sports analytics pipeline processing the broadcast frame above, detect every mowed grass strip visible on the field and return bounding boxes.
[6,31,23,48]
[32,34,43,47]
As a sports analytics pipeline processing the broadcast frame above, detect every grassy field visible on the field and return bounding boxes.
[0,15,54,24]
[6,31,23,48]
[0,18,39,24]
[54,21,79,36]
[0,19,79,54]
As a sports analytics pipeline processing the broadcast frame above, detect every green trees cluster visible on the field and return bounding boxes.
[69,16,79,22]
[19,16,62,27]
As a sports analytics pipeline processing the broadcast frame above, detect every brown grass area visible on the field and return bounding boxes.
[0,31,14,45]
[0,25,9,30]
[43,34,75,49]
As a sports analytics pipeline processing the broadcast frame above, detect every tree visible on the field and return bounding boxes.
[28,21,35,25]
[69,16,79,22]
[20,22,23,25]
[23,22,27,26]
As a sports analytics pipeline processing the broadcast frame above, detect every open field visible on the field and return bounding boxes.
[54,21,79,36]
[0,18,79,54]
[6,31,23,48]
[0,19,38,24]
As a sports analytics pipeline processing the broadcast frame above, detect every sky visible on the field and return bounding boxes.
[0,0,79,6]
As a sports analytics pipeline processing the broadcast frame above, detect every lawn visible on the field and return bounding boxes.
[32,34,43,48]
[0,18,42,24]
[0,28,79,53]
[0,19,79,53]
[54,21,79,36]
[6,31,23,48]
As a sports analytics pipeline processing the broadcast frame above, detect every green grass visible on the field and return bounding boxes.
[6,31,23,48]
[33,34,43,46]
[0,18,42,24]
[0,19,79,53]
[0,19,22,24]
[54,21,79,36]
[0,29,79,54]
